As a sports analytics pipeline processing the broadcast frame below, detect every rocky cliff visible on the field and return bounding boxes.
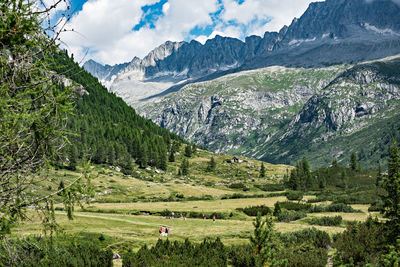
[139,56,400,168]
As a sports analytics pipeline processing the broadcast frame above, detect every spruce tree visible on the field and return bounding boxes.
[137,143,148,168]
[207,157,216,172]
[250,213,282,266]
[260,163,266,178]
[376,162,383,186]
[302,157,313,190]
[168,150,175,162]
[350,152,359,171]
[273,202,281,217]
[184,145,192,157]
[180,159,189,176]
[288,169,299,191]
[332,158,338,168]
[68,145,79,171]
[341,170,348,190]
[382,141,400,239]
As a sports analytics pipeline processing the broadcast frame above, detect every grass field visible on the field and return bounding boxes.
[14,153,382,266]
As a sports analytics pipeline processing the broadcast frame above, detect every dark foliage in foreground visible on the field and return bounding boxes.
[122,228,332,267]
[333,217,388,266]
[123,238,227,267]
[0,233,113,267]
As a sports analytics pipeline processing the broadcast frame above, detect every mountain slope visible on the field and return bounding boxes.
[51,50,183,172]
[139,56,400,168]
[84,0,400,106]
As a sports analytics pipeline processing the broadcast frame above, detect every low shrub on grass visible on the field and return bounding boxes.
[276,210,307,222]
[229,245,255,267]
[278,244,328,267]
[255,183,285,192]
[236,205,272,216]
[122,238,227,267]
[277,201,311,211]
[308,216,342,226]
[333,217,387,266]
[309,203,359,213]
[286,191,303,201]
[229,183,249,191]
[279,227,331,249]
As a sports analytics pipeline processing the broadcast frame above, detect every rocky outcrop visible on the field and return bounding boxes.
[140,57,400,168]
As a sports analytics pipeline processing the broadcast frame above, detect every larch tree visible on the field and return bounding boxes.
[0,0,93,235]
[382,141,400,240]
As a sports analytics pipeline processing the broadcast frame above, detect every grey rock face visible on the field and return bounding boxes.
[140,56,400,168]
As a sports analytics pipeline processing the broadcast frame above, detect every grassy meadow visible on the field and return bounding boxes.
[14,146,382,265]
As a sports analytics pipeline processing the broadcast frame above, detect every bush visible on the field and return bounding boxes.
[276,210,306,222]
[158,209,226,219]
[255,183,285,192]
[229,245,255,267]
[286,191,303,201]
[0,234,113,267]
[309,203,358,213]
[278,245,328,267]
[122,238,227,266]
[279,228,331,249]
[277,228,331,267]
[333,217,387,266]
[229,183,250,191]
[236,205,272,216]
[277,201,311,211]
[308,216,342,226]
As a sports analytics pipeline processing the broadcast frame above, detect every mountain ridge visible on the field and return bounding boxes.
[139,55,400,168]
[84,0,400,106]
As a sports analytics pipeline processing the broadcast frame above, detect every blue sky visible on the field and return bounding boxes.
[51,0,317,64]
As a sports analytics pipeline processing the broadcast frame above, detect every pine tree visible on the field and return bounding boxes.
[68,145,79,171]
[180,159,189,176]
[302,157,313,190]
[350,152,359,171]
[108,145,116,166]
[119,152,133,175]
[341,170,348,190]
[332,158,338,168]
[250,213,282,267]
[137,143,148,168]
[168,150,175,162]
[158,146,167,171]
[207,157,216,172]
[184,145,192,157]
[288,169,299,191]
[382,141,400,240]
[273,202,281,217]
[376,162,383,186]
[260,163,266,178]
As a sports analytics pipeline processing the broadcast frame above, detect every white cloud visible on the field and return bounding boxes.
[60,0,319,65]
[61,0,219,64]
[222,0,318,34]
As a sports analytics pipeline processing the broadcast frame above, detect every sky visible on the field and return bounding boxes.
[43,0,320,65]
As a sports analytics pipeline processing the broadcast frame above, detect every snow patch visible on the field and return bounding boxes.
[364,23,400,36]
[289,37,317,46]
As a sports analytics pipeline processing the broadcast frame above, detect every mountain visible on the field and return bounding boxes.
[51,50,183,172]
[139,56,400,168]
[84,0,400,106]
